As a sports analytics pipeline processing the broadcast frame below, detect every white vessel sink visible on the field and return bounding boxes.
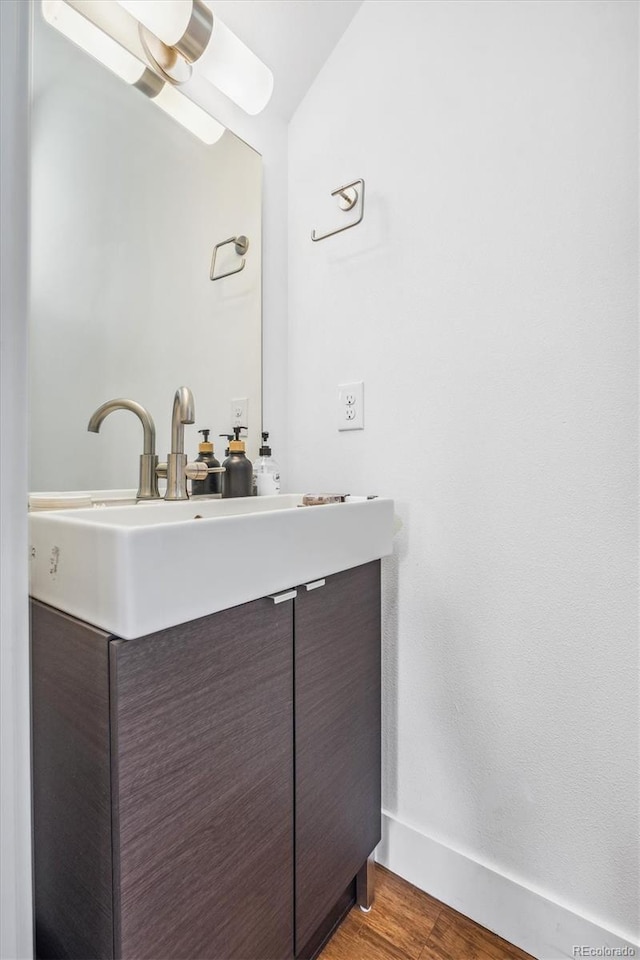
[29,494,394,639]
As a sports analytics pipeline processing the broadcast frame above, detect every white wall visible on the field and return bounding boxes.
[0,2,34,958]
[288,0,638,954]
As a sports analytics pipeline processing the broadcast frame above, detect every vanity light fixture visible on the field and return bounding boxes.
[42,0,225,144]
[144,77,226,145]
[42,0,146,84]
[117,0,274,115]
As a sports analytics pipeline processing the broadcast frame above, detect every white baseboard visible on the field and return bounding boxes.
[377,813,639,960]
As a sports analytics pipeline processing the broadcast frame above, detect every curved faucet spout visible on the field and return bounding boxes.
[170,387,195,456]
[87,398,159,500]
[87,398,156,455]
[163,386,197,501]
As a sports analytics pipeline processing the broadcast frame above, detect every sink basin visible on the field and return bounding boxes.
[29,494,394,638]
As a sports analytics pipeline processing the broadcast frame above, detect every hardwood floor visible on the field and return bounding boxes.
[319,866,534,960]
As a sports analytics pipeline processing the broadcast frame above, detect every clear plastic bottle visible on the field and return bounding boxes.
[253,432,281,496]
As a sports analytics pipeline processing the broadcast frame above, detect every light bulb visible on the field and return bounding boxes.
[198,17,273,115]
[117,0,273,115]
[42,0,147,84]
[117,0,193,47]
[151,84,225,145]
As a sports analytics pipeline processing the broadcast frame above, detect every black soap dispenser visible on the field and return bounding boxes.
[220,433,233,458]
[191,429,221,497]
[220,427,253,498]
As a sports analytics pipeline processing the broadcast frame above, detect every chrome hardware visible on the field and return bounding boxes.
[157,387,226,500]
[138,25,193,85]
[170,386,194,456]
[186,461,208,483]
[133,66,165,98]
[87,399,160,501]
[136,0,214,85]
[268,590,297,604]
[185,462,226,482]
[356,854,376,912]
[336,188,358,210]
[163,387,194,501]
[172,0,214,63]
[304,579,325,591]
[311,178,365,242]
[156,463,222,483]
[210,235,250,281]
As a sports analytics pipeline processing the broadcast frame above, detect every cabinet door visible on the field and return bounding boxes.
[31,601,114,960]
[110,597,294,960]
[294,562,381,955]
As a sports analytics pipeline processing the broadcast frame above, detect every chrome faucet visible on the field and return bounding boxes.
[165,386,195,501]
[87,399,160,500]
[158,386,225,500]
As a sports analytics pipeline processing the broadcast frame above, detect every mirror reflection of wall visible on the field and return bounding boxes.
[29,8,262,493]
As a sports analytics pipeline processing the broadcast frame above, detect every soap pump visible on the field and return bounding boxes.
[191,429,221,497]
[253,431,281,496]
[221,427,253,498]
[219,433,233,458]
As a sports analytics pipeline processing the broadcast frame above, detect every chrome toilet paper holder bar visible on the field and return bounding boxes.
[311,178,365,242]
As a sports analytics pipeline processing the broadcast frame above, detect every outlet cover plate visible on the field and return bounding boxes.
[231,397,249,433]
[338,381,364,431]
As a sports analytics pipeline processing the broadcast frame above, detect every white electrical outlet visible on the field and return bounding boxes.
[338,381,364,431]
[230,397,249,432]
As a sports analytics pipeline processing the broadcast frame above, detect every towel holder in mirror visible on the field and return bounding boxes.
[210,235,249,281]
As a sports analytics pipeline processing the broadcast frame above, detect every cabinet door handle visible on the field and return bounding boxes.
[269,589,298,604]
[304,579,326,591]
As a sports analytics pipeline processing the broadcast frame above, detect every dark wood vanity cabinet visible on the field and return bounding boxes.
[31,561,381,960]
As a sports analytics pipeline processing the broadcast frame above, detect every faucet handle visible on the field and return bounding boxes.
[185,462,226,481]
[185,462,209,482]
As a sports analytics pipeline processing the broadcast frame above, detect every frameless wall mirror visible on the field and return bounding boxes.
[29,5,262,492]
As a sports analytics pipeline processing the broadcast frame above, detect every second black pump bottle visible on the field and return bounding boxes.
[220,427,253,498]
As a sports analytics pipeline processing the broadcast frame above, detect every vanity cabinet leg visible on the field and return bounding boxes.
[356,854,376,912]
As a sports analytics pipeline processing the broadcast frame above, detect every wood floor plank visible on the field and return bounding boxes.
[361,866,443,959]
[320,866,534,960]
[419,903,535,960]
[315,911,363,960]
[320,913,411,960]
[320,865,441,960]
